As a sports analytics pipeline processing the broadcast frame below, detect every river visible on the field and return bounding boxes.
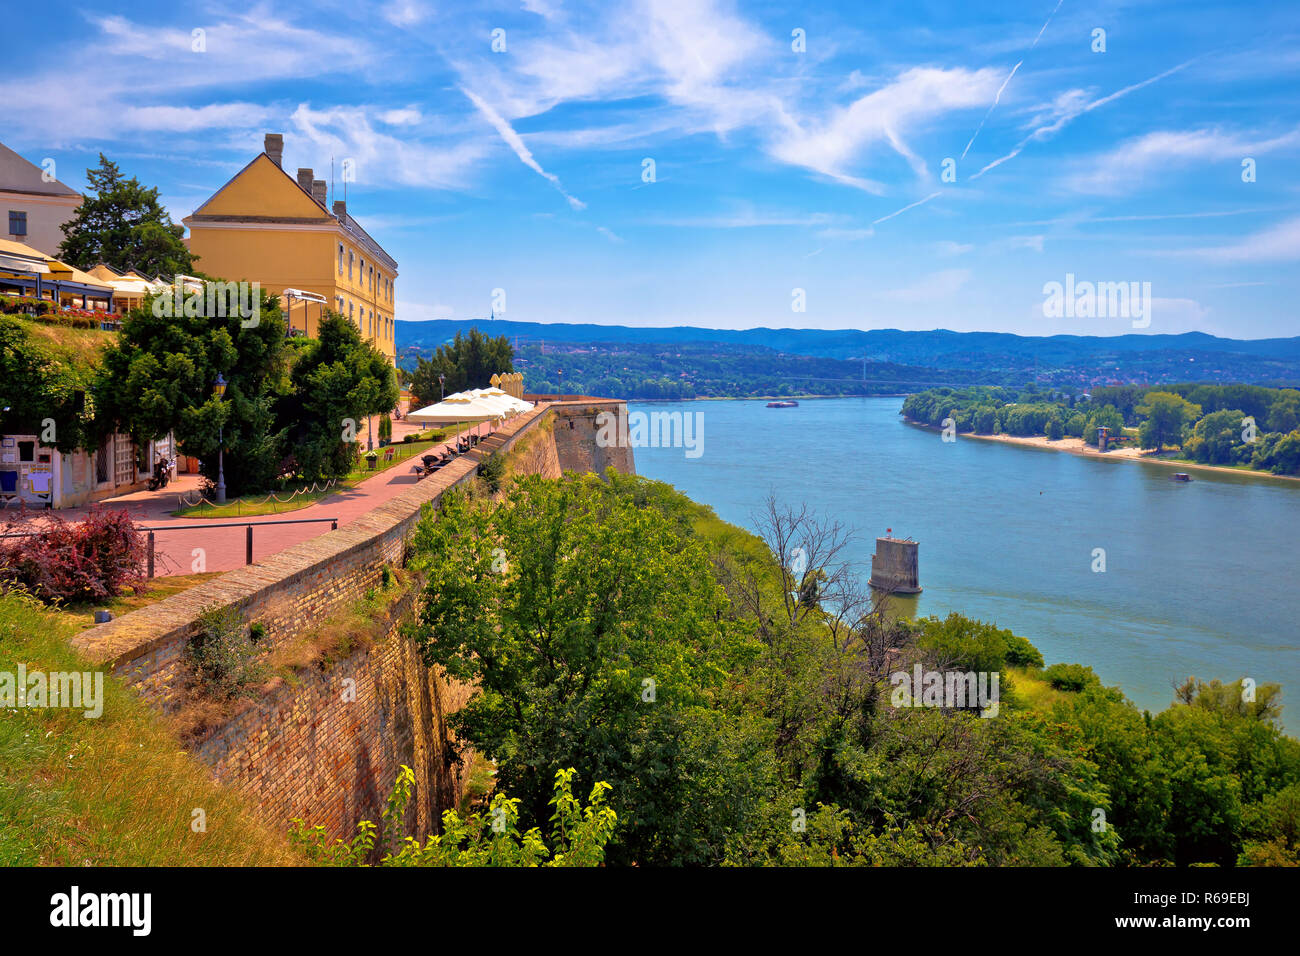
[629,397,1300,729]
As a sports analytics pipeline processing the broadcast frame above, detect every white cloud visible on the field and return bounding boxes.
[289,103,487,191]
[459,87,585,210]
[379,108,424,126]
[771,68,1002,193]
[382,1,430,27]
[934,240,973,256]
[1066,127,1300,194]
[1165,215,1300,262]
[973,60,1198,180]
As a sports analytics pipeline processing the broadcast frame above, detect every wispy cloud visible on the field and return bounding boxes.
[1065,126,1300,194]
[972,59,1198,180]
[459,87,586,209]
[1162,215,1300,262]
[960,0,1063,159]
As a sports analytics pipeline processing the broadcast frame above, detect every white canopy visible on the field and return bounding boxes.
[406,389,533,425]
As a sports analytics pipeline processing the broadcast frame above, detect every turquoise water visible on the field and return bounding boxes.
[630,397,1300,728]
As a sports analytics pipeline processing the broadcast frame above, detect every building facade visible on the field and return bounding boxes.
[183,134,398,363]
[0,141,82,257]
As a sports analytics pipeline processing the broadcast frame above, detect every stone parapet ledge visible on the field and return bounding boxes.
[69,402,555,674]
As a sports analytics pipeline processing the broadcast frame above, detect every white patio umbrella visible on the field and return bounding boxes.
[405,391,505,425]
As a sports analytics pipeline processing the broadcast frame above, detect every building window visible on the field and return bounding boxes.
[338,243,344,275]
[369,265,374,291]
[8,210,27,237]
[348,250,354,281]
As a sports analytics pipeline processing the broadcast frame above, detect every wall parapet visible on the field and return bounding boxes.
[66,397,632,839]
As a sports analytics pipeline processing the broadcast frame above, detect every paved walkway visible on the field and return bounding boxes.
[1,414,508,577]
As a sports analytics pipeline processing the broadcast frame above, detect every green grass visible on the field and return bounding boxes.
[53,572,221,631]
[0,589,303,865]
[18,317,115,373]
[1006,666,1068,712]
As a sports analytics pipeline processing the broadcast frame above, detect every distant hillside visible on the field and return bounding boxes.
[396,318,1300,391]
[398,318,1299,359]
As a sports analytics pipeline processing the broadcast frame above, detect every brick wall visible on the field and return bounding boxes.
[550,402,636,475]
[70,399,634,840]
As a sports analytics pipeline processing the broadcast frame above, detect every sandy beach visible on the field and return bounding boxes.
[903,418,1300,483]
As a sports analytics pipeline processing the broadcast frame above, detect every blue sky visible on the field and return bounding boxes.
[6,0,1300,338]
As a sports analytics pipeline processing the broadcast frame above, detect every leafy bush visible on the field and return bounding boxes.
[0,507,146,603]
[478,452,505,492]
[1042,662,1100,692]
[291,766,616,867]
[916,613,1042,673]
[186,605,265,698]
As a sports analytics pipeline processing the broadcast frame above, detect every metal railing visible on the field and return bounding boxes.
[137,516,340,578]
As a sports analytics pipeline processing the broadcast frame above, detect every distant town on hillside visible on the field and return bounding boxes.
[397,319,1300,399]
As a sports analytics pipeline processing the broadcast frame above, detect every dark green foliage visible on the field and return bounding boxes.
[408,328,513,407]
[58,154,194,276]
[280,313,398,479]
[476,452,505,493]
[1042,662,1101,692]
[0,318,95,451]
[410,474,767,865]
[187,606,264,699]
[94,285,289,497]
[904,382,1300,472]
[915,613,1038,673]
[404,471,1298,867]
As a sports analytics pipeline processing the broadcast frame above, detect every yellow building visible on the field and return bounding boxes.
[183,133,398,362]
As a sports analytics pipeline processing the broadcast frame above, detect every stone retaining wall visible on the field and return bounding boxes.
[70,398,632,839]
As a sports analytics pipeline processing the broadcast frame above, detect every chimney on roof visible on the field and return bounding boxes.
[264,133,284,168]
[297,167,314,192]
[332,199,346,220]
[312,179,327,206]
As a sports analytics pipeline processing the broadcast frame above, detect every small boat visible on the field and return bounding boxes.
[1170,473,1193,482]
[766,400,799,408]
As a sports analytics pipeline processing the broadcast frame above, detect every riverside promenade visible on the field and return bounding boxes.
[0,413,510,578]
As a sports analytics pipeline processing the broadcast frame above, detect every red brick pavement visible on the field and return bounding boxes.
[1,417,504,577]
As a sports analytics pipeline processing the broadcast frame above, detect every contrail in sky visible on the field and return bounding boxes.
[961,0,1065,159]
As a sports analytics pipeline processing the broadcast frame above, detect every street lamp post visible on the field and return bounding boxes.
[213,373,228,504]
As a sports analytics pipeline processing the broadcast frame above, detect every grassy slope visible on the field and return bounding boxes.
[19,318,114,372]
[0,589,302,865]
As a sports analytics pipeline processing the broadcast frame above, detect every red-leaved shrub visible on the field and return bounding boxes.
[0,508,146,604]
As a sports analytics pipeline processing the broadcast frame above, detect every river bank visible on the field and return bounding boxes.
[902,416,1300,483]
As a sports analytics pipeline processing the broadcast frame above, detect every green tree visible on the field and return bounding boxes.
[58,154,195,276]
[0,318,95,451]
[1083,405,1125,447]
[1251,429,1300,475]
[1183,408,1251,465]
[1268,391,1300,434]
[408,328,513,407]
[281,313,398,478]
[408,473,766,865]
[1136,391,1201,454]
[93,284,289,496]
